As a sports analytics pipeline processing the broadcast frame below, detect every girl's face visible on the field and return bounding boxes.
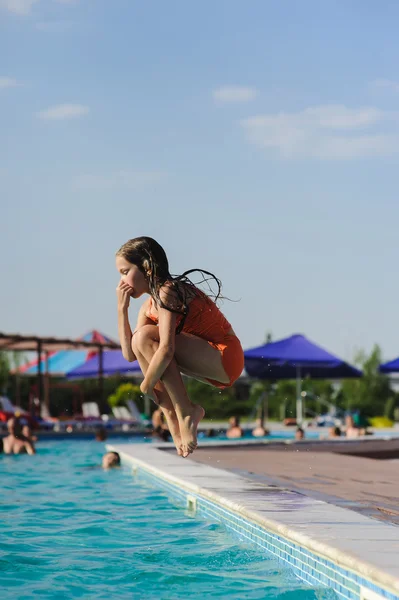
[116,255,150,298]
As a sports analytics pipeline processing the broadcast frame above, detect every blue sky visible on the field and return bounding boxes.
[1,0,399,363]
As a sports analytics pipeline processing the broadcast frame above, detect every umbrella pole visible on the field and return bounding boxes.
[36,340,43,417]
[44,351,50,412]
[98,347,104,407]
[296,366,302,424]
[261,390,268,426]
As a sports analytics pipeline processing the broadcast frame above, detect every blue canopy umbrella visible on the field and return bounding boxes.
[244,334,362,422]
[66,350,142,380]
[379,357,399,374]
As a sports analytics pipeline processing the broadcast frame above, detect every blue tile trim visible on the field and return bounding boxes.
[132,465,399,600]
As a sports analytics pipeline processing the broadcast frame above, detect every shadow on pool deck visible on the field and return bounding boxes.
[187,444,399,526]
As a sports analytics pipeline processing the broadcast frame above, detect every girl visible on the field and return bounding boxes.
[115,236,244,458]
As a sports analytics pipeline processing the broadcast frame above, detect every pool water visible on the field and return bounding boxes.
[34,429,322,443]
[198,430,321,442]
[0,441,336,599]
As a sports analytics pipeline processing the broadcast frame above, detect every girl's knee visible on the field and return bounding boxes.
[133,324,159,352]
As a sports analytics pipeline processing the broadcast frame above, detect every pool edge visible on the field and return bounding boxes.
[107,443,399,600]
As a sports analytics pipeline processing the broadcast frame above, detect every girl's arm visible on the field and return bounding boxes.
[117,309,135,362]
[117,282,154,362]
[24,440,36,455]
[116,280,136,362]
[140,294,177,393]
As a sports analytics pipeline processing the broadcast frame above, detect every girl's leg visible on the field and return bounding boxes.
[132,342,183,456]
[173,333,231,383]
[132,326,207,456]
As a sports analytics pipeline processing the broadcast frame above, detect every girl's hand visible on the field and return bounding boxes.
[116,280,133,311]
[140,381,156,401]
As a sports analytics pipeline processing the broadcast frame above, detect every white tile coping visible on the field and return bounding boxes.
[107,443,399,597]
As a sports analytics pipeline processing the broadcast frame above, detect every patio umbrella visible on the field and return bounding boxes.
[66,350,142,379]
[379,357,399,374]
[244,334,362,422]
[17,330,117,376]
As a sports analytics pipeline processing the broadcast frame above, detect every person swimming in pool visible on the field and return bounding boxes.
[115,236,244,458]
[226,416,243,439]
[102,452,121,469]
[22,424,38,443]
[3,417,36,455]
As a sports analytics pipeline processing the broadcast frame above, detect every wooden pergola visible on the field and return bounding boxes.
[0,332,120,408]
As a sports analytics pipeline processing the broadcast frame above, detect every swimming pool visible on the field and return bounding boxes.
[25,428,322,443]
[0,440,336,599]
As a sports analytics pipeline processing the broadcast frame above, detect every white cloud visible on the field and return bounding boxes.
[73,170,166,190]
[371,79,399,93]
[0,0,39,14]
[0,0,77,14]
[0,77,20,89]
[36,103,89,120]
[213,86,258,103]
[241,104,399,159]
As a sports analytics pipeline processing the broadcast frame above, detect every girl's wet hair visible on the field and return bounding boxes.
[116,236,223,333]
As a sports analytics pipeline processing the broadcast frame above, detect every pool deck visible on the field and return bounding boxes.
[188,441,399,525]
[108,441,399,599]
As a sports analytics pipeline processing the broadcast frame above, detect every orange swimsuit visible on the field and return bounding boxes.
[147,293,244,389]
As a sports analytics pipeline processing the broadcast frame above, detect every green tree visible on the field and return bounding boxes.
[340,345,392,417]
[184,378,241,419]
[272,380,297,420]
[300,379,336,417]
[384,396,396,421]
[108,383,143,409]
[247,380,272,421]
[0,351,10,394]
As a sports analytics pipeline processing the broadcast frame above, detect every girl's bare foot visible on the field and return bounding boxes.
[160,408,183,456]
[180,404,205,458]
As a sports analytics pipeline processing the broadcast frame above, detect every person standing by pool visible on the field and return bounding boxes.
[3,417,36,455]
[115,236,244,458]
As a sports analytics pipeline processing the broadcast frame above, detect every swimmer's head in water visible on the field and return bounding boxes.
[102,452,121,469]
